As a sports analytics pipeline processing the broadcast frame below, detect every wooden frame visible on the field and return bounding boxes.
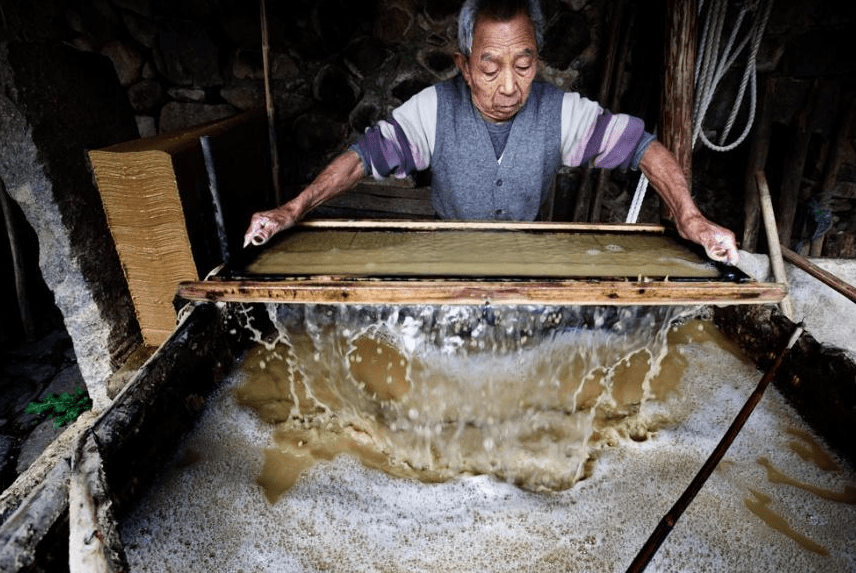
[177,220,787,306]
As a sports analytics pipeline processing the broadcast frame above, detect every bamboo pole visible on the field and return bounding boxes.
[757,170,794,319]
[781,246,856,306]
[625,324,804,573]
[260,0,282,206]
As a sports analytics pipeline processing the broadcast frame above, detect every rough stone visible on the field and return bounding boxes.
[127,79,165,112]
[417,48,456,80]
[166,86,206,103]
[373,3,415,45]
[154,19,222,87]
[221,83,264,110]
[0,435,15,485]
[232,49,264,80]
[271,53,300,80]
[15,419,65,475]
[122,10,158,48]
[292,112,348,153]
[100,40,144,86]
[0,42,142,411]
[135,115,157,138]
[313,64,361,116]
[112,0,153,18]
[313,0,377,52]
[343,37,392,79]
[274,88,314,121]
[158,102,237,133]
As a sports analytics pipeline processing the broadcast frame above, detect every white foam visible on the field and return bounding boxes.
[121,331,856,572]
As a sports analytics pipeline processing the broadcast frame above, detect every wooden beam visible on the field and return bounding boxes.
[177,278,785,307]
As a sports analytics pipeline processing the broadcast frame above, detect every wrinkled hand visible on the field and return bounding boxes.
[243,205,300,247]
[675,213,740,266]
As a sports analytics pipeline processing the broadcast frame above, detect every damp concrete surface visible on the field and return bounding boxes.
[120,319,856,573]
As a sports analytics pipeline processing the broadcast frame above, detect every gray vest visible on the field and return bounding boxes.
[432,75,564,220]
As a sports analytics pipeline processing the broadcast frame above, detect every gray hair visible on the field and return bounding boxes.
[457,0,545,57]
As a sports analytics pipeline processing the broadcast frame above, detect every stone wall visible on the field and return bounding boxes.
[18,0,605,185]
[0,41,142,409]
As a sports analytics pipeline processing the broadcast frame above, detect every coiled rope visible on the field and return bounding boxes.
[626,0,773,223]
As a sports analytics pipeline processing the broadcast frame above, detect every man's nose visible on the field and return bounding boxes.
[498,68,516,95]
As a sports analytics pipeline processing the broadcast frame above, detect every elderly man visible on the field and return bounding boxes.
[244,0,739,265]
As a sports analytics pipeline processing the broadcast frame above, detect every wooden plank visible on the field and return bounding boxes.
[177,278,786,306]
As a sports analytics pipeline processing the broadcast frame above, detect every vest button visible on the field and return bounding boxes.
[495,179,503,186]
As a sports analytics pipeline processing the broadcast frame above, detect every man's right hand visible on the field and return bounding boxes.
[243,203,301,247]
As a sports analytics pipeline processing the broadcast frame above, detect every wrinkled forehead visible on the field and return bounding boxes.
[471,11,538,57]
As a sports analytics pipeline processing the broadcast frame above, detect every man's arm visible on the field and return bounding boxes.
[243,150,366,247]
[639,141,739,265]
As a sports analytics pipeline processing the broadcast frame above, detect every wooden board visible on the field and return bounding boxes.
[177,220,787,306]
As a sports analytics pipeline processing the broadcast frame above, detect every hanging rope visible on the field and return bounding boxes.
[626,0,773,223]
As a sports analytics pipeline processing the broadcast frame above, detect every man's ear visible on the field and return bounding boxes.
[454,53,471,84]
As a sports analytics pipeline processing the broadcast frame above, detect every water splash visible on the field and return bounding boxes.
[234,304,704,499]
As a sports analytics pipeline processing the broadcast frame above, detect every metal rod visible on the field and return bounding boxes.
[625,323,804,573]
[199,135,230,266]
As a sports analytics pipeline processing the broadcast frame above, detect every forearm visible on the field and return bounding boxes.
[638,140,701,231]
[244,150,366,246]
[638,140,739,264]
[288,150,367,217]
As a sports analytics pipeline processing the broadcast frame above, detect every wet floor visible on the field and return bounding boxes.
[121,314,856,573]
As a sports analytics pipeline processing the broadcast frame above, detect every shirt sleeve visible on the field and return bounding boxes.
[560,92,646,171]
[350,86,437,179]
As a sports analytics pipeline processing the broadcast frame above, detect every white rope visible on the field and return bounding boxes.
[627,162,649,224]
[626,0,773,223]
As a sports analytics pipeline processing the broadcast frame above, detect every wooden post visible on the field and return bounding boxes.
[742,75,774,252]
[810,100,855,256]
[589,0,632,222]
[573,0,624,223]
[659,0,696,223]
[777,80,819,249]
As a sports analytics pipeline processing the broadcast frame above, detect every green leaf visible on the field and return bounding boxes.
[25,387,93,428]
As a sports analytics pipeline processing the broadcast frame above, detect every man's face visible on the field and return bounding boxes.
[455,11,539,123]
